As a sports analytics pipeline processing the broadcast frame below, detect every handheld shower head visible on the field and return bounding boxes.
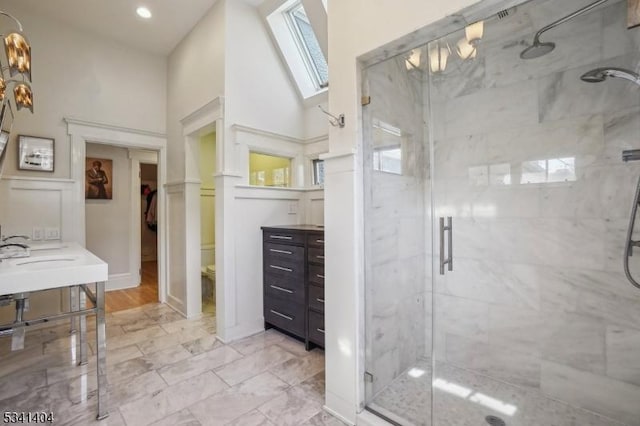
[580,67,640,86]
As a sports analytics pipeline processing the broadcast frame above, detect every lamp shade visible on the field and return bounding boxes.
[456,37,477,60]
[4,32,31,81]
[429,43,450,74]
[465,21,484,44]
[14,82,32,113]
[406,49,422,70]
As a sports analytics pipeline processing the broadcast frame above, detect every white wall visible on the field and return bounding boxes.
[0,3,166,181]
[325,0,481,423]
[224,0,305,141]
[85,144,135,290]
[167,0,226,183]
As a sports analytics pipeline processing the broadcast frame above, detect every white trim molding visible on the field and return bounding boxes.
[66,118,168,304]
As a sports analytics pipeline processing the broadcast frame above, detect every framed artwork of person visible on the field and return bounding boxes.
[85,157,113,200]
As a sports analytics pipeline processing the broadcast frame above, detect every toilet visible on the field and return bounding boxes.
[201,264,216,303]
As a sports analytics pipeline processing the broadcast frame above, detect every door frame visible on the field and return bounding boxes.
[66,118,168,302]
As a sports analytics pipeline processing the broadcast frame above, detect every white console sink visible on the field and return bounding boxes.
[0,243,108,295]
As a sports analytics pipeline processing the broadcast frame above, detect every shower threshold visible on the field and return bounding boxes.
[366,359,627,426]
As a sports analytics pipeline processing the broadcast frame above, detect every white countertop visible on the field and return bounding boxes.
[0,242,108,295]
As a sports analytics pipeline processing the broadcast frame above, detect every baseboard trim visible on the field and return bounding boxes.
[105,273,137,291]
[166,294,186,316]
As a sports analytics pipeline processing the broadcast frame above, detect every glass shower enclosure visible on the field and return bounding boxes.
[363,0,640,424]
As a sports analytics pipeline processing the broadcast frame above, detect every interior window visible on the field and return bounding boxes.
[249,152,292,187]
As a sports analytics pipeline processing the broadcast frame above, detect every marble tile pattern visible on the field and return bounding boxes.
[370,358,627,426]
[364,0,640,424]
[0,303,344,426]
[363,55,431,397]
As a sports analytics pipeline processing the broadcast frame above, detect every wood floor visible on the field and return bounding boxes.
[105,261,158,313]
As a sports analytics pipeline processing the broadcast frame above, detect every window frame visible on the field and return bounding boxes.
[285,2,328,90]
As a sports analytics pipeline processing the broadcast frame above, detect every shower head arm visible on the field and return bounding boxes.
[531,0,609,44]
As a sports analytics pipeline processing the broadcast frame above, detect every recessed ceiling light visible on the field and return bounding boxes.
[136,6,152,19]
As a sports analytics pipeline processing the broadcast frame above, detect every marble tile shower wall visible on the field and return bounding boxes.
[429,0,640,424]
[364,57,431,397]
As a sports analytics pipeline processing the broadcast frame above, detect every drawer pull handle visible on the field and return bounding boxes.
[317,274,325,279]
[317,255,325,260]
[270,309,293,321]
[269,249,293,255]
[316,298,325,304]
[317,328,325,334]
[270,265,293,272]
[270,235,293,240]
[270,285,293,294]
[317,239,325,243]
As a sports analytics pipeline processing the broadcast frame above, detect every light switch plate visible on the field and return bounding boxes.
[32,227,43,241]
[44,227,60,240]
[288,202,298,215]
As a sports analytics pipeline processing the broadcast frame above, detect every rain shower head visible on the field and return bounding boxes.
[520,0,609,60]
[519,40,555,59]
[580,67,640,86]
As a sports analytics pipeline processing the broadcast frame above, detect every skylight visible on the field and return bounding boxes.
[264,0,328,101]
[287,3,328,89]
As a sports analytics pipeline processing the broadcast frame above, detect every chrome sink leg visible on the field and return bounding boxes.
[95,281,109,420]
[78,287,88,366]
[69,286,78,334]
[11,296,26,351]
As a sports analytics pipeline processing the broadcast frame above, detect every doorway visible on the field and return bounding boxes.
[199,132,216,315]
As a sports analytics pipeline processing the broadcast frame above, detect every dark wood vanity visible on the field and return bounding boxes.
[261,225,325,350]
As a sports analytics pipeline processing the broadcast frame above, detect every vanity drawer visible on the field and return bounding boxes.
[308,310,325,347]
[264,242,304,263]
[264,273,304,304]
[308,284,325,313]
[307,233,325,248]
[263,230,304,246]
[308,247,325,265]
[264,296,304,336]
[308,264,324,287]
[263,257,304,280]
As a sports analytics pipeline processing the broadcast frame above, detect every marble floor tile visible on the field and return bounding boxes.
[229,329,287,356]
[160,315,215,335]
[103,325,168,351]
[188,372,289,425]
[300,411,348,426]
[138,344,193,370]
[258,385,323,426]
[119,371,228,426]
[0,368,47,400]
[226,410,275,426]
[0,303,346,426]
[109,370,167,407]
[136,326,210,355]
[121,316,162,333]
[158,345,243,385]
[182,334,223,355]
[270,350,325,386]
[214,344,296,386]
[152,408,202,426]
[108,357,154,384]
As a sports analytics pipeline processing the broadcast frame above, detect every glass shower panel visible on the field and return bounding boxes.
[362,53,432,424]
[429,0,640,425]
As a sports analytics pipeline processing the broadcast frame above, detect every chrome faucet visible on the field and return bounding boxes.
[2,235,30,243]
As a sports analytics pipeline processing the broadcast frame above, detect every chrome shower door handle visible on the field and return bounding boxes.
[447,216,453,272]
[439,217,453,275]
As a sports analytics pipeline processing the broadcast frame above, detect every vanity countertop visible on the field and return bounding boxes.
[0,242,108,295]
[261,224,324,232]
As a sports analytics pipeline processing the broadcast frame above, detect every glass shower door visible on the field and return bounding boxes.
[362,51,432,424]
[429,0,640,424]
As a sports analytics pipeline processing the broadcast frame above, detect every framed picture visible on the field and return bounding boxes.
[18,135,54,172]
[85,157,113,200]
